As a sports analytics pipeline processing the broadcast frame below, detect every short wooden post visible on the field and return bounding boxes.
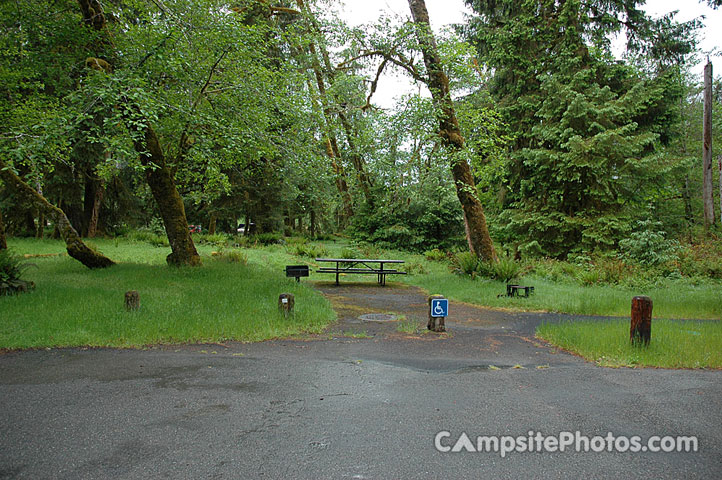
[279,293,294,317]
[428,295,445,332]
[630,295,652,346]
[125,290,140,311]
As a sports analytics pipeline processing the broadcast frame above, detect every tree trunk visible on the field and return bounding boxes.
[310,208,316,237]
[83,176,104,238]
[718,154,721,224]
[0,208,7,250]
[703,61,714,227]
[36,212,44,239]
[208,213,217,235]
[0,164,114,268]
[326,137,354,225]
[77,0,198,265]
[134,127,201,266]
[408,0,496,261]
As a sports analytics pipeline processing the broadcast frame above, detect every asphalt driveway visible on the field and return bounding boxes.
[1,283,720,479]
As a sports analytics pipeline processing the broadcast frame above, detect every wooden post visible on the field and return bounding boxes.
[630,295,652,346]
[279,293,294,317]
[125,290,140,311]
[428,295,446,332]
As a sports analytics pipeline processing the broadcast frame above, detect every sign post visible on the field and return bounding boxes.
[428,295,448,332]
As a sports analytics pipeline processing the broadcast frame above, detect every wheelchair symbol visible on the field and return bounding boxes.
[431,298,448,317]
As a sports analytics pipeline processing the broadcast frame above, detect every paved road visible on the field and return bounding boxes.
[1,285,720,479]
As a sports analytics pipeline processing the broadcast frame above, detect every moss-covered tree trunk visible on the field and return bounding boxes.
[76,0,199,266]
[408,0,496,261]
[134,127,201,266]
[0,164,114,268]
[0,207,7,250]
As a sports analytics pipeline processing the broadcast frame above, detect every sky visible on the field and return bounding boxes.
[335,0,722,108]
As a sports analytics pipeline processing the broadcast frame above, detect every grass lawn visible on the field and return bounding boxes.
[371,252,720,320]
[0,238,336,349]
[536,319,722,368]
[2,237,720,355]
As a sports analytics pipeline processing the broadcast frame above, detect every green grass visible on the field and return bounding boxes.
[395,316,422,334]
[0,238,336,349]
[537,319,722,368]
[389,252,721,320]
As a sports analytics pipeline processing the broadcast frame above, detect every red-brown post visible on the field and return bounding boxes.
[630,296,652,346]
[279,293,295,317]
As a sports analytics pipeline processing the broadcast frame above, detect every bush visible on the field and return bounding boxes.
[253,233,284,246]
[451,252,479,276]
[348,187,466,252]
[340,247,360,259]
[0,249,35,295]
[489,256,522,283]
[675,240,722,279]
[618,220,678,267]
[424,248,447,262]
[289,243,328,258]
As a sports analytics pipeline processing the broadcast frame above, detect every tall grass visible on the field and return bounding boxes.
[400,257,721,320]
[537,319,722,368]
[1,239,335,349]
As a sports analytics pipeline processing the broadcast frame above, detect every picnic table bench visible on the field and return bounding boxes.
[315,258,406,286]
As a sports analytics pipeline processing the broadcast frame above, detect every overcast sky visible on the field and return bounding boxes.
[335,0,721,108]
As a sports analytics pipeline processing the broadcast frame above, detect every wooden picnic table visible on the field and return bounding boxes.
[314,258,406,286]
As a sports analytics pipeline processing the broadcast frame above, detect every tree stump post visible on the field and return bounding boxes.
[279,293,295,317]
[630,295,652,346]
[428,295,446,332]
[125,290,140,311]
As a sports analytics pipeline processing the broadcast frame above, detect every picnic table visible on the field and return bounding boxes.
[315,258,406,286]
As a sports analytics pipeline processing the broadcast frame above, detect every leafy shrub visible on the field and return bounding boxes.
[578,269,604,286]
[526,258,579,283]
[348,189,466,252]
[237,232,284,246]
[424,248,447,261]
[405,261,427,275]
[675,240,722,279]
[340,247,360,259]
[451,252,479,276]
[289,243,328,258]
[0,249,35,295]
[489,256,522,283]
[618,220,678,266]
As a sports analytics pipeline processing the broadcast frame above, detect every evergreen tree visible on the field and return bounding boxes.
[464,0,698,256]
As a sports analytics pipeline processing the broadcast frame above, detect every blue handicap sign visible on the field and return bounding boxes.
[430,298,448,317]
